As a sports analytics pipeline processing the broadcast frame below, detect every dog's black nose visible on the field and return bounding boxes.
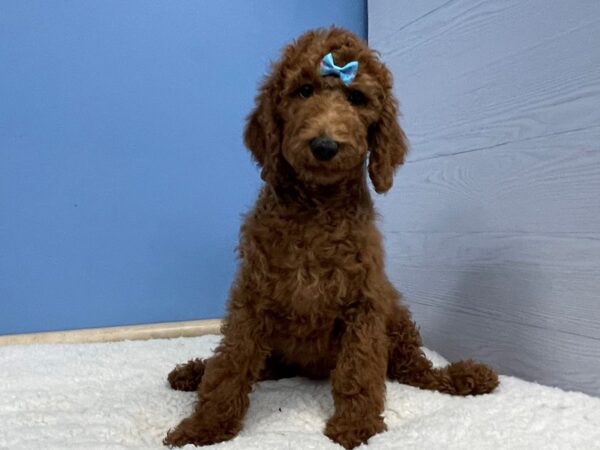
[310,137,338,161]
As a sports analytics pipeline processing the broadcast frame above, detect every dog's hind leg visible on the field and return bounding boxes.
[386,303,499,396]
[168,359,206,391]
[167,354,297,393]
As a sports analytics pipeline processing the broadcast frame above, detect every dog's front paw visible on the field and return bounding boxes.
[163,415,239,448]
[324,415,386,449]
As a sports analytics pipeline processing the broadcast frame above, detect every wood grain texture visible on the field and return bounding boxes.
[412,303,600,396]
[0,319,222,346]
[370,0,600,162]
[385,231,600,341]
[369,0,600,395]
[377,127,600,234]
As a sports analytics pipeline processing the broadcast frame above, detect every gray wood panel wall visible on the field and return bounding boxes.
[369,0,600,396]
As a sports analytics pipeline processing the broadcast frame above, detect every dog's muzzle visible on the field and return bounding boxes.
[310,137,338,161]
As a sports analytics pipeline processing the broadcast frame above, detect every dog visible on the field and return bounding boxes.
[164,27,498,449]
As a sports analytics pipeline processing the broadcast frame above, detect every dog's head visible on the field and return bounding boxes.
[244,27,407,194]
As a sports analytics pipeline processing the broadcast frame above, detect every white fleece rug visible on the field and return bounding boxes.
[1,335,599,450]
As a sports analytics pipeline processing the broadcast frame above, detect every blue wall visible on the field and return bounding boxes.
[0,0,366,335]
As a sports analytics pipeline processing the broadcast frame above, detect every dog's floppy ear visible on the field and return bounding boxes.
[244,71,286,186]
[368,87,408,194]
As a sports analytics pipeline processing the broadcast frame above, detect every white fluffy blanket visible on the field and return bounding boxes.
[1,335,599,449]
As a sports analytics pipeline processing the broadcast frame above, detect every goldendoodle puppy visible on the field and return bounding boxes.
[164,27,498,449]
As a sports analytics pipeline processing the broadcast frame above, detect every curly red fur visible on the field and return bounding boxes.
[164,28,498,449]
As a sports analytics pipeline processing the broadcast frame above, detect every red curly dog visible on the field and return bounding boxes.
[164,27,498,449]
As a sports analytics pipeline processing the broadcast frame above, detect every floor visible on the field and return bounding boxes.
[1,334,599,449]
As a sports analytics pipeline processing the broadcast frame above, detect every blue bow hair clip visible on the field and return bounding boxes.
[319,53,358,86]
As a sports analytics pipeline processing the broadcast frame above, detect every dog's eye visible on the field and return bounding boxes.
[347,90,367,106]
[297,84,314,99]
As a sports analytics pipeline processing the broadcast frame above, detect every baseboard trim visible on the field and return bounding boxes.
[0,319,222,346]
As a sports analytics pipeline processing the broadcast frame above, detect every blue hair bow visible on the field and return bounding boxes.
[319,53,358,86]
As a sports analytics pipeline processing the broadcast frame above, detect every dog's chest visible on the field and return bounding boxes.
[243,215,372,312]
